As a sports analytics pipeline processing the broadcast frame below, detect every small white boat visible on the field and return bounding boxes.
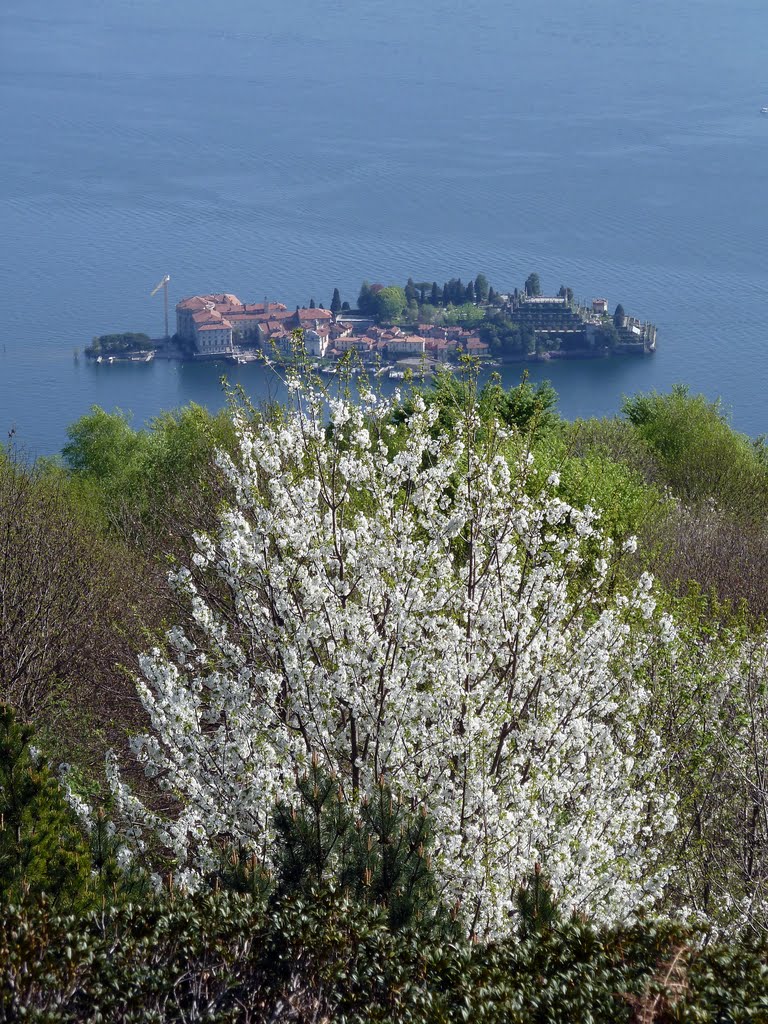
[762,106,768,114]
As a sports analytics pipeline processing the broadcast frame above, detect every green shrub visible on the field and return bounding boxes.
[2,891,766,1022]
[0,708,90,910]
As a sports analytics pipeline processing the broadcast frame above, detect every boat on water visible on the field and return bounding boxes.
[762,106,768,114]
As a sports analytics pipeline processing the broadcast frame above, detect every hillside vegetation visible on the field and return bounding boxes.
[2,369,768,1019]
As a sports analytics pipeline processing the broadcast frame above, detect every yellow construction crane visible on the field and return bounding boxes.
[150,274,171,339]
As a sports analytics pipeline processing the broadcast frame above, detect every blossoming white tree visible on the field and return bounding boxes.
[110,376,676,936]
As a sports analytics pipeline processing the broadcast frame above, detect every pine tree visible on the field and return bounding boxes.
[515,862,560,939]
[309,298,316,309]
[0,709,90,908]
[358,282,373,316]
[270,758,447,930]
[613,303,625,328]
[330,288,342,315]
[430,282,440,306]
[465,280,475,303]
[524,273,541,297]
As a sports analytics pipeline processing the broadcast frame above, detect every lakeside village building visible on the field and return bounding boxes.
[176,292,656,363]
[175,293,492,362]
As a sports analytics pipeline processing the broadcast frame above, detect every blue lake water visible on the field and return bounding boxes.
[2,0,768,454]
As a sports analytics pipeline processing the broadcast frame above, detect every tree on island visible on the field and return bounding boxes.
[372,285,407,322]
[86,333,152,357]
[309,298,316,309]
[525,273,541,297]
[558,285,574,304]
[614,304,625,328]
[430,282,440,306]
[330,288,342,315]
[602,322,620,349]
[357,281,384,317]
[358,281,371,314]
[474,273,489,303]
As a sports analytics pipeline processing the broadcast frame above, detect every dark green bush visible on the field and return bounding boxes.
[2,890,766,1023]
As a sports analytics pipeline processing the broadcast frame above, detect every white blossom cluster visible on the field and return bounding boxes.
[110,379,677,936]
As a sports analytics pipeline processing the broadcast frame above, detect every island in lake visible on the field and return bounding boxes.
[86,272,657,369]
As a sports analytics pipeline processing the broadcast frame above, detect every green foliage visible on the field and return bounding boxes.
[482,373,559,436]
[613,303,625,327]
[417,302,438,323]
[622,385,768,517]
[62,407,140,481]
[524,272,541,297]
[0,710,150,914]
[85,332,152,357]
[514,863,561,940]
[61,402,236,541]
[372,285,407,322]
[269,761,448,932]
[396,369,560,445]
[9,374,768,1015]
[430,302,486,327]
[598,320,620,348]
[359,273,497,320]
[474,272,490,303]
[0,708,90,909]
[357,280,379,316]
[537,432,665,547]
[479,313,536,355]
[2,892,766,1022]
[330,287,342,314]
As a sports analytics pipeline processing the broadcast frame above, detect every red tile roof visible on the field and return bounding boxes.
[296,308,332,321]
